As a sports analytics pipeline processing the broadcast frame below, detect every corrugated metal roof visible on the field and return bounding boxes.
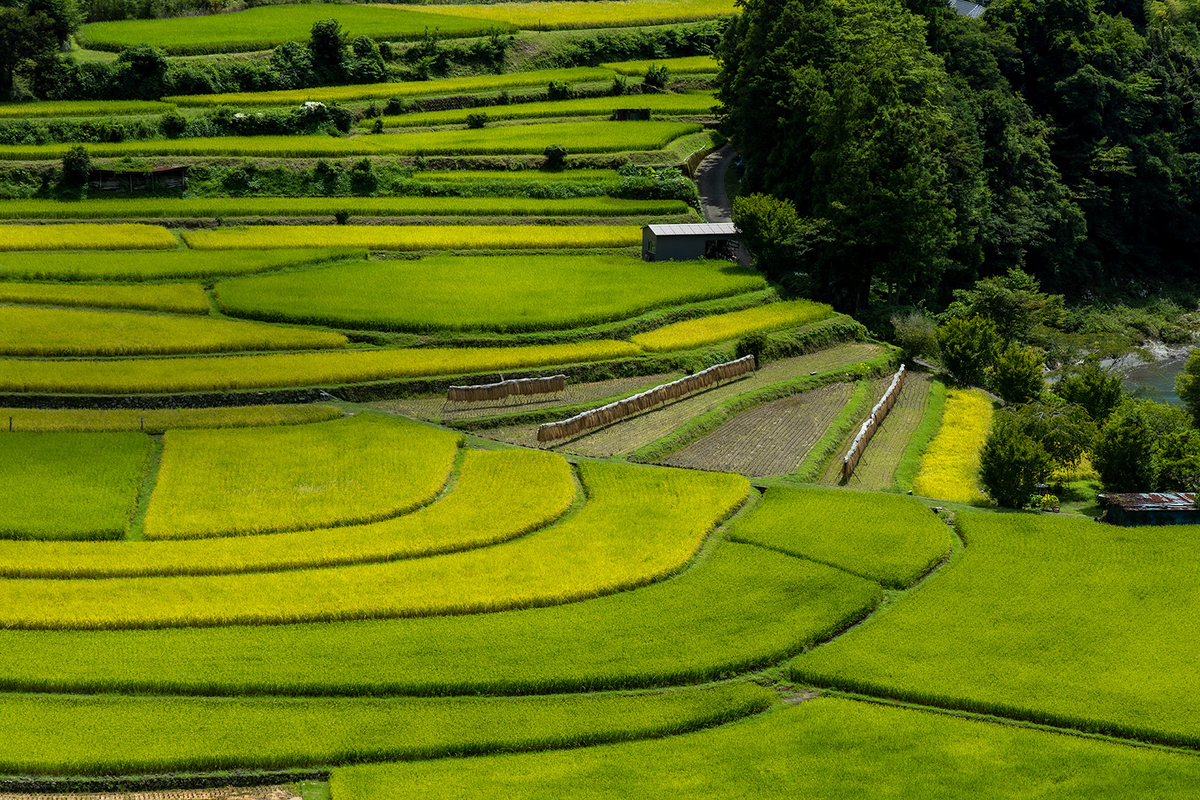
[1100,492,1198,512]
[949,0,985,17]
[645,223,739,237]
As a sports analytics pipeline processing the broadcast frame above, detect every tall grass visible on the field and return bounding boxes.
[0,405,342,433]
[910,388,993,503]
[602,56,720,75]
[0,282,208,314]
[362,92,717,129]
[727,486,951,589]
[167,67,616,107]
[0,449,575,579]
[0,542,879,695]
[0,462,747,629]
[214,253,764,333]
[79,4,504,55]
[0,340,643,394]
[0,432,152,541]
[0,224,175,250]
[0,196,690,220]
[0,249,361,281]
[632,300,835,352]
[0,306,347,357]
[143,414,461,540]
[0,100,173,118]
[0,682,772,775]
[182,224,642,251]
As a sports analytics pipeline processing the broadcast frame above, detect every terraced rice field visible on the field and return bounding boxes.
[660,383,854,476]
[911,388,993,503]
[485,344,884,456]
[0,249,359,281]
[0,282,209,314]
[0,405,342,433]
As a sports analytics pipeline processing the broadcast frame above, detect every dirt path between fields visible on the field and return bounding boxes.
[694,144,735,223]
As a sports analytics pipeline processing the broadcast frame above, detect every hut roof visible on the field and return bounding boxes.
[645,222,739,237]
[1099,492,1197,512]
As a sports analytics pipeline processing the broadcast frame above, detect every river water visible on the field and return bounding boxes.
[1121,356,1189,407]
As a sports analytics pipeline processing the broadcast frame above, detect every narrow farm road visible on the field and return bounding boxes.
[694,144,736,223]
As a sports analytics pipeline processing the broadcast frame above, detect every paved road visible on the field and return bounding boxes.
[694,144,736,223]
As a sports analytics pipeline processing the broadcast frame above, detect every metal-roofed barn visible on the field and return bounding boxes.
[642,222,741,262]
[1099,492,1200,526]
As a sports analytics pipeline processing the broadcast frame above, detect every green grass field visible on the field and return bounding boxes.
[332,696,1200,799]
[362,92,717,128]
[0,339,643,394]
[143,414,461,540]
[0,461,745,629]
[182,224,642,251]
[0,223,175,250]
[0,306,347,356]
[168,67,616,107]
[0,249,361,281]
[0,541,878,695]
[0,405,342,433]
[0,432,152,541]
[0,282,208,313]
[631,300,835,351]
[794,512,1200,747]
[78,4,506,54]
[214,253,764,333]
[0,682,771,775]
[0,448,575,578]
[0,196,691,220]
[727,486,951,588]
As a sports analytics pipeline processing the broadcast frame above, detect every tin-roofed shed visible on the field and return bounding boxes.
[1099,492,1200,526]
[642,222,740,262]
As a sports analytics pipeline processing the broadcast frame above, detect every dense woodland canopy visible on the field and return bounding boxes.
[719,0,1200,311]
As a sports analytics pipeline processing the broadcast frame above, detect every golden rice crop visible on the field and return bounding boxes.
[0,249,362,281]
[0,99,174,118]
[409,0,738,30]
[167,67,616,107]
[0,340,643,394]
[0,449,575,578]
[183,224,642,251]
[0,306,347,357]
[911,388,994,504]
[0,282,208,314]
[602,56,720,75]
[0,461,748,629]
[632,300,835,352]
[0,224,176,251]
[142,414,462,540]
[0,405,342,434]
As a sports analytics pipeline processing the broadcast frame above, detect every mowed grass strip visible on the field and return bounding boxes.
[727,486,951,589]
[602,56,720,75]
[214,254,765,333]
[0,340,643,394]
[0,223,175,250]
[0,682,772,775]
[168,67,614,107]
[143,414,461,540]
[0,99,173,118]
[794,513,1200,748]
[0,196,690,221]
[0,121,702,160]
[411,0,738,30]
[183,224,642,251]
[631,300,835,352]
[0,462,747,629]
[0,282,208,314]
[0,542,881,695]
[363,92,717,128]
[79,4,504,55]
[0,404,342,433]
[0,449,574,578]
[0,432,152,541]
[0,249,362,281]
[911,388,993,504]
[0,306,347,356]
[332,696,1200,800]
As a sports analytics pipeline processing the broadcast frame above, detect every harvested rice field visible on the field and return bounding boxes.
[659,383,855,477]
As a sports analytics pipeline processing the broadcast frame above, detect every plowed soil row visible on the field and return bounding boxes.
[482,343,884,456]
[659,383,854,477]
[819,372,932,490]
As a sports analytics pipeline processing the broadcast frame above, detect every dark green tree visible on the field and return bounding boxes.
[1154,429,1200,491]
[1055,360,1124,422]
[60,143,89,187]
[938,315,1001,387]
[980,413,1055,507]
[991,343,1045,404]
[1005,400,1096,470]
[0,0,71,99]
[1178,349,1200,428]
[942,268,1064,345]
[891,311,940,364]
[1092,401,1156,492]
[113,44,168,101]
[309,18,348,84]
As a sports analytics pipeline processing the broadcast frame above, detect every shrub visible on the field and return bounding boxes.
[735,331,769,363]
[1092,401,1156,492]
[891,312,939,364]
[334,210,350,225]
[547,80,572,101]
[937,315,1000,387]
[610,75,628,96]
[60,145,90,187]
[643,63,671,89]
[979,414,1055,508]
[384,96,406,115]
[990,344,1044,405]
[1055,360,1124,422]
[544,143,568,169]
[465,112,489,129]
[378,41,393,61]
[159,111,187,139]
[372,118,384,134]
[349,158,377,194]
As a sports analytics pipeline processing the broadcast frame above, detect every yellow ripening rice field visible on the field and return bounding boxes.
[0,462,749,629]
[911,388,994,504]
[182,225,642,251]
[142,415,462,539]
[0,224,176,250]
[0,283,209,314]
[631,300,835,351]
[0,405,342,434]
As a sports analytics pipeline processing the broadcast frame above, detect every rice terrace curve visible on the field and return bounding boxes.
[1,0,1199,797]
